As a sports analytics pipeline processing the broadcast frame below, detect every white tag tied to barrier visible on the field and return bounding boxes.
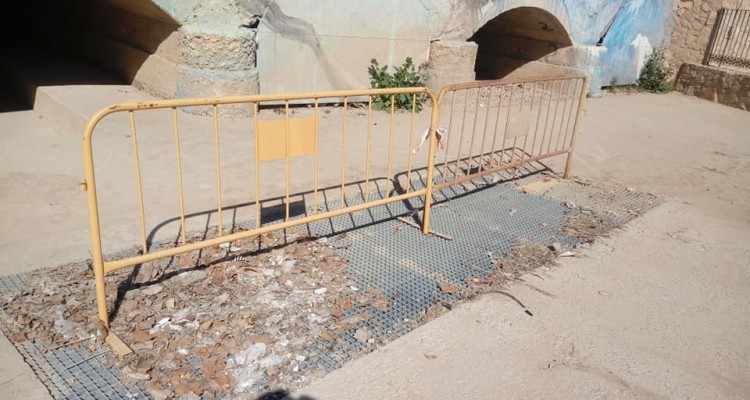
[412,127,446,154]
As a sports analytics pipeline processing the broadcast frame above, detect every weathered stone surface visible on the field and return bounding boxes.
[667,0,747,68]
[427,40,478,92]
[176,66,260,116]
[180,26,257,71]
[676,63,750,111]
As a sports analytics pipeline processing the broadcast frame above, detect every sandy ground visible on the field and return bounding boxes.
[1,92,749,399]
[299,93,750,400]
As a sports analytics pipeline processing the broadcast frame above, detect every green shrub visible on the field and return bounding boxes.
[637,49,674,93]
[368,57,429,111]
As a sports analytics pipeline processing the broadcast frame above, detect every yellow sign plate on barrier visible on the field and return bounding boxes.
[257,117,316,161]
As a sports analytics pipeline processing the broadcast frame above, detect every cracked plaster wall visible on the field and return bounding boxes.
[82,0,678,99]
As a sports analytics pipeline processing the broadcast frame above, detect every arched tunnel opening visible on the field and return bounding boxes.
[470,7,574,80]
[0,0,177,112]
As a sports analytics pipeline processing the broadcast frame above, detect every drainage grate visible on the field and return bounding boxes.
[0,276,150,400]
[294,170,661,374]
[0,168,662,397]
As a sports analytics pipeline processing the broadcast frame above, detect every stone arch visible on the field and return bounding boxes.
[470,6,574,80]
[1,0,179,108]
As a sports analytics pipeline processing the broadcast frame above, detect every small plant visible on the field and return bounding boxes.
[368,57,429,111]
[637,48,674,93]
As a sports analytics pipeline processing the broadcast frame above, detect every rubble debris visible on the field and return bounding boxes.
[564,214,618,243]
[438,283,459,294]
[0,230,364,399]
[0,180,638,399]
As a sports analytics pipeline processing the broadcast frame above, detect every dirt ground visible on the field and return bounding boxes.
[297,92,750,399]
[1,91,749,399]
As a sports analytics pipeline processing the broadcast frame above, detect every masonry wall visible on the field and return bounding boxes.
[668,0,747,68]
[676,62,750,110]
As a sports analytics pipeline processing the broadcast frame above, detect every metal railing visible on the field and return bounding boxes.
[706,8,750,71]
[432,73,587,189]
[82,73,586,354]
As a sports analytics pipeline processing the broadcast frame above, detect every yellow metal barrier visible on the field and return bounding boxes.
[82,74,587,354]
[82,88,440,353]
[433,73,588,188]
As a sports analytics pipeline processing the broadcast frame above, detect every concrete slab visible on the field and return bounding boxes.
[34,85,157,136]
[0,333,51,400]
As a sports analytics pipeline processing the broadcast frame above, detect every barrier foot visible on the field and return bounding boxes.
[106,332,135,360]
[396,217,453,240]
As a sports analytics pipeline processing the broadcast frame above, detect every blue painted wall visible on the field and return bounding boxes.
[477,0,675,90]
[573,0,674,87]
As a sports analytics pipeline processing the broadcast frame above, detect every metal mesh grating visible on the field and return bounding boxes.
[295,178,571,373]
[0,276,151,400]
[1,169,662,397]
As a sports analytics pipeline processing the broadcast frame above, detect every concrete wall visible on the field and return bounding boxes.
[248,0,677,94]
[667,0,747,69]
[19,0,679,101]
[676,62,750,110]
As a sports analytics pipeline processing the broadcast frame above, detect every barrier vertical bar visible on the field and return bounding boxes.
[478,85,493,173]
[385,95,395,198]
[284,101,291,222]
[406,94,416,193]
[466,87,482,172]
[564,77,589,178]
[364,97,373,202]
[560,79,581,151]
[172,108,187,244]
[538,80,556,158]
[83,117,110,330]
[546,80,565,154]
[128,111,147,254]
[519,81,539,163]
[313,99,319,215]
[529,80,547,159]
[213,105,223,236]
[441,89,457,179]
[499,84,515,166]
[488,84,505,168]
[510,83,527,164]
[341,98,348,205]
[454,89,470,176]
[253,103,261,229]
[555,79,578,151]
[422,94,438,235]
